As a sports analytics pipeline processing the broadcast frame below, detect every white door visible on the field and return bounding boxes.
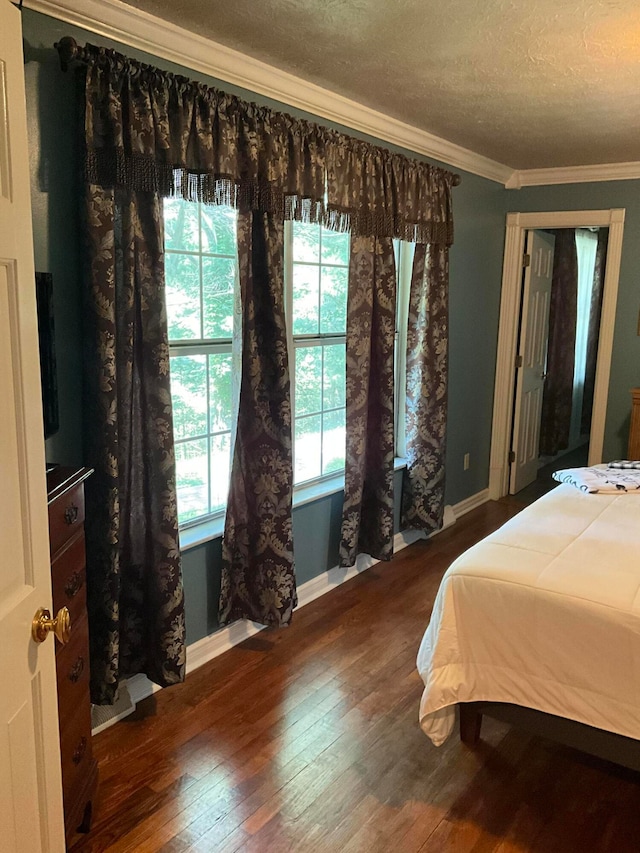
[0,2,66,850]
[509,230,555,494]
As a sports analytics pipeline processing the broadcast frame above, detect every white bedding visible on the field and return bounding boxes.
[417,484,640,746]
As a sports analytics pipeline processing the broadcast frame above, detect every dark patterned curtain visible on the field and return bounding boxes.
[78,44,454,244]
[75,42,455,638]
[339,237,397,567]
[219,212,296,626]
[581,229,609,434]
[401,244,449,532]
[539,230,579,457]
[83,186,185,704]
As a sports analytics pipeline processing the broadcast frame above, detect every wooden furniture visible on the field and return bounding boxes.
[47,466,97,844]
[628,387,640,459]
[459,701,640,772]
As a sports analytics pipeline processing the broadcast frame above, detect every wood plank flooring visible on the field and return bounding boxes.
[70,499,640,852]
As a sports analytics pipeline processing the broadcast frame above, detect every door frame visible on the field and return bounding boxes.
[488,208,625,500]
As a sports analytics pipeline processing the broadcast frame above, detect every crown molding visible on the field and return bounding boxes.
[23,0,514,185]
[507,161,640,189]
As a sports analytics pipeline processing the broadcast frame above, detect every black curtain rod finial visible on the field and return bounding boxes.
[54,36,79,72]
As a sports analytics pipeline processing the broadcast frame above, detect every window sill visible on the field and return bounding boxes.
[179,457,407,552]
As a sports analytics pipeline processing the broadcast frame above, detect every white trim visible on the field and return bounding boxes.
[489,209,625,500]
[507,162,640,189]
[23,1,640,189]
[452,489,490,518]
[24,0,512,185]
[180,458,408,551]
[96,506,457,729]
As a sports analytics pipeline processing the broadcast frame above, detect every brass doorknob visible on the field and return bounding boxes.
[32,606,71,645]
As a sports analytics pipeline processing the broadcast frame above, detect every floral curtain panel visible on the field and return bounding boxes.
[77,42,456,641]
[83,186,185,704]
[401,244,449,533]
[339,236,397,567]
[540,230,579,458]
[219,212,296,627]
[80,45,455,241]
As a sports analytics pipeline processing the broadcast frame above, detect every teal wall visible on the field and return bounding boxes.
[511,183,640,461]
[22,9,507,644]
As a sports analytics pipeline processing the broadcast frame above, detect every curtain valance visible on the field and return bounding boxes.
[81,44,455,244]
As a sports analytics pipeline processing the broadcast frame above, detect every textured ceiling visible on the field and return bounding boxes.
[119,0,640,169]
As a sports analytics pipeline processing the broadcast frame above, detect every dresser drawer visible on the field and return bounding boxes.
[56,614,90,718]
[51,534,87,630]
[47,467,97,844]
[59,686,93,803]
[49,480,85,556]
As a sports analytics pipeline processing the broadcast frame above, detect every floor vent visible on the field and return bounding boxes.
[91,682,135,735]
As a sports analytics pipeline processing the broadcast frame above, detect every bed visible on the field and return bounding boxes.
[417,483,640,765]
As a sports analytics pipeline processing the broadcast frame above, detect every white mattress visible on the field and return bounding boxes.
[417,484,640,746]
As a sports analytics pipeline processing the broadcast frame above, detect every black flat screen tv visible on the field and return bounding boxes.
[35,271,59,440]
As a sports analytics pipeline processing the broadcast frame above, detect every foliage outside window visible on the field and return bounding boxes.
[165,200,238,526]
[288,222,349,485]
[165,202,351,526]
[165,202,412,528]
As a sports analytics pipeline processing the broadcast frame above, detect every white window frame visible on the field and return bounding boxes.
[165,200,238,530]
[284,220,350,492]
[394,240,414,461]
[167,204,415,544]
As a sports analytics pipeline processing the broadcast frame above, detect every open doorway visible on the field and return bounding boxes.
[488,209,625,501]
[509,226,608,496]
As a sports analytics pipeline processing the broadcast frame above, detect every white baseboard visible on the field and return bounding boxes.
[94,502,462,730]
[452,489,490,518]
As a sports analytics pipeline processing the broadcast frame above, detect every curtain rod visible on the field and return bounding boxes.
[54,36,461,188]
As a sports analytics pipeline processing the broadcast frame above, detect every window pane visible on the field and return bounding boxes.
[292,264,320,335]
[295,347,322,416]
[320,266,347,334]
[322,409,345,475]
[322,345,346,410]
[175,439,208,524]
[208,353,233,432]
[165,253,201,340]
[210,434,231,512]
[164,198,200,252]
[295,414,321,483]
[292,222,320,263]
[321,229,349,266]
[202,257,235,338]
[170,355,207,440]
[200,205,237,255]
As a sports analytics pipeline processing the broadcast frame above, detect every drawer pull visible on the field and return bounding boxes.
[69,656,85,683]
[64,504,79,525]
[73,737,87,765]
[64,571,84,599]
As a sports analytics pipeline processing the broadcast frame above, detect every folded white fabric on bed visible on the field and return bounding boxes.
[417,484,640,747]
[552,465,640,493]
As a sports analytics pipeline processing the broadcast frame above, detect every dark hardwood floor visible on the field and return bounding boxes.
[70,498,640,852]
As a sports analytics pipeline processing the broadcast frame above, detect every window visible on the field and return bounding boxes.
[288,222,349,485]
[394,240,415,461]
[164,199,238,526]
[165,199,411,529]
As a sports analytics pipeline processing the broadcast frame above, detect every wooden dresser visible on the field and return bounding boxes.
[628,388,640,460]
[47,466,98,844]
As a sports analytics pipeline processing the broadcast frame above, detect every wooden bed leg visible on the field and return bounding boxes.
[459,703,482,746]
